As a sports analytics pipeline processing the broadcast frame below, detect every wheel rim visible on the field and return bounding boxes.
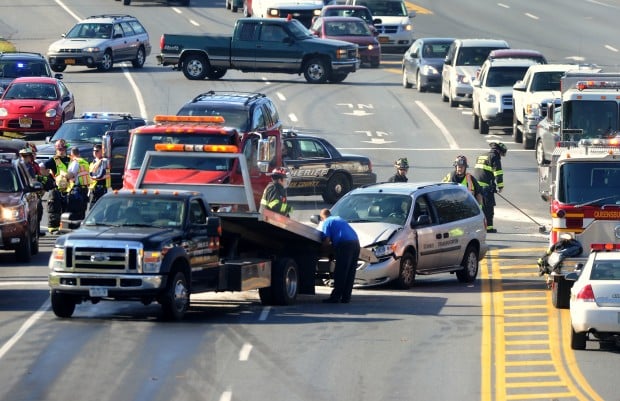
[466,252,478,277]
[307,63,325,81]
[102,53,112,70]
[401,257,414,284]
[187,60,203,78]
[536,141,544,165]
[136,48,144,66]
[173,278,189,312]
[285,266,298,299]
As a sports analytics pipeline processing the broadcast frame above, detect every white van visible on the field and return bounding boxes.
[346,0,415,53]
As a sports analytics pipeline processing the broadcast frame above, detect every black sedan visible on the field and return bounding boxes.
[402,37,453,92]
[283,130,377,203]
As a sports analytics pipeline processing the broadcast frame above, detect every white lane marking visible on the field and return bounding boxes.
[604,44,618,52]
[276,92,286,101]
[258,306,271,321]
[414,101,459,150]
[190,19,200,26]
[239,343,253,361]
[171,7,182,13]
[54,0,80,21]
[525,13,539,20]
[0,281,48,287]
[0,299,50,360]
[497,3,510,8]
[289,113,298,123]
[219,390,232,401]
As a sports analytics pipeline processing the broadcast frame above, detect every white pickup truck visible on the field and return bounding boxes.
[511,64,577,149]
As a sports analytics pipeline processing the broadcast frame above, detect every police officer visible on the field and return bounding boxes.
[19,147,45,235]
[472,142,507,233]
[388,158,409,182]
[44,139,71,234]
[89,144,110,207]
[66,147,93,221]
[260,167,292,217]
[443,155,483,206]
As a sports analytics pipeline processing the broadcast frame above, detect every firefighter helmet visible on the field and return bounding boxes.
[19,148,33,156]
[394,158,409,169]
[270,167,288,179]
[490,142,507,156]
[453,155,468,167]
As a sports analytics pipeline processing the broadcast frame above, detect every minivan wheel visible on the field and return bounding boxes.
[456,245,478,283]
[395,252,416,289]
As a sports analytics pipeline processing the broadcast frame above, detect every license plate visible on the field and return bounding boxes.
[18,117,32,128]
[378,36,389,43]
[64,59,76,65]
[89,287,108,297]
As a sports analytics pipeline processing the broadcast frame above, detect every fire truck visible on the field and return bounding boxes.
[115,115,281,207]
[538,141,620,308]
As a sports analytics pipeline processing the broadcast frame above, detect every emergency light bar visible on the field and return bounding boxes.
[154,143,239,153]
[153,115,225,124]
[590,243,620,251]
[80,112,134,119]
[576,80,620,91]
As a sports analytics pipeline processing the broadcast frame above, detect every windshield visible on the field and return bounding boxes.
[456,47,503,66]
[325,20,371,36]
[127,133,238,170]
[66,23,112,39]
[563,100,619,139]
[0,60,50,79]
[558,162,620,205]
[331,193,411,225]
[51,122,109,143]
[0,167,19,192]
[287,19,313,40]
[358,0,407,16]
[485,66,530,87]
[84,196,185,228]
[3,82,58,100]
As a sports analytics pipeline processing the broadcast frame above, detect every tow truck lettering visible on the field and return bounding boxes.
[593,210,620,219]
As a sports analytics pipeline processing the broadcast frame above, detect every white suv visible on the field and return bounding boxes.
[472,58,539,135]
[441,38,509,107]
[320,182,488,289]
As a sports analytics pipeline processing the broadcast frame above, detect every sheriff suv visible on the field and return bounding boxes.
[176,91,282,136]
[0,153,42,262]
[0,52,62,93]
[47,14,151,72]
[35,112,147,189]
[320,181,488,289]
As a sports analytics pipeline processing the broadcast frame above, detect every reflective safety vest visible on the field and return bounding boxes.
[69,158,93,190]
[89,158,111,189]
[52,156,70,193]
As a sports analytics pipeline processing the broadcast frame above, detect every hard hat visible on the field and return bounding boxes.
[394,158,409,169]
[19,148,33,156]
[453,155,468,167]
[26,142,37,153]
[270,167,288,179]
[490,142,507,156]
[55,139,67,150]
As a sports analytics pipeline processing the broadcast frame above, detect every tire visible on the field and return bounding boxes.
[231,2,238,12]
[97,51,113,72]
[570,326,587,350]
[160,270,190,321]
[226,0,231,9]
[523,135,534,150]
[268,257,299,305]
[479,118,489,135]
[15,229,32,263]
[303,58,329,84]
[512,113,523,143]
[182,54,209,80]
[123,0,130,4]
[402,69,412,88]
[472,110,479,129]
[456,245,478,283]
[394,252,415,289]
[441,82,448,102]
[448,86,457,107]
[535,140,549,166]
[370,60,380,68]
[51,64,66,73]
[51,292,76,318]
[322,173,351,204]
[30,222,39,256]
[416,71,425,92]
[131,46,146,68]
[329,72,348,83]
[206,68,227,80]
[551,275,572,309]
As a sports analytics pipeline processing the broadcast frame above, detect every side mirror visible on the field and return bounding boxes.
[412,214,431,227]
[28,181,43,192]
[310,214,321,225]
[513,80,525,91]
[408,11,416,18]
[540,191,550,202]
[564,272,579,281]
[472,79,481,87]
[55,73,63,80]
[204,216,221,237]
[373,18,382,24]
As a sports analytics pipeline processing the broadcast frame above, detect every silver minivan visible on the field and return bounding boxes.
[325,182,488,288]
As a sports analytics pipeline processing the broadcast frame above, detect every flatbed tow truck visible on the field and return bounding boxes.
[48,149,326,320]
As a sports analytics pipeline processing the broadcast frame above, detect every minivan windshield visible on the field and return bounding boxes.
[355,0,408,17]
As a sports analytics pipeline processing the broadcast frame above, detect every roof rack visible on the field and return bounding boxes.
[192,91,266,106]
[86,14,135,20]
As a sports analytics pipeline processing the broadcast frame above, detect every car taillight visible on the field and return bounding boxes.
[576,284,595,302]
[160,35,165,50]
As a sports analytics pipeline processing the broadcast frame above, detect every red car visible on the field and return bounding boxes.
[0,76,75,136]
[310,16,381,68]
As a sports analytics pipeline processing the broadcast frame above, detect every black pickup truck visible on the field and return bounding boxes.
[157,17,360,84]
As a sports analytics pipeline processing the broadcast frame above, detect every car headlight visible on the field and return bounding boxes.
[0,108,7,117]
[142,250,163,273]
[46,109,58,118]
[526,103,541,117]
[1,204,25,222]
[373,244,395,258]
[49,247,66,270]
[421,65,439,75]
[403,24,413,32]
[484,93,497,103]
[83,47,100,53]
[48,45,60,53]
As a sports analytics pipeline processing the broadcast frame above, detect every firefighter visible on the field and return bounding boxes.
[260,167,292,217]
[44,139,71,234]
[19,147,45,235]
[472,142,507,233]
[388,158,409,182]
[88,144,111,207]
[443,155,483,206]
[66,147,93,221]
